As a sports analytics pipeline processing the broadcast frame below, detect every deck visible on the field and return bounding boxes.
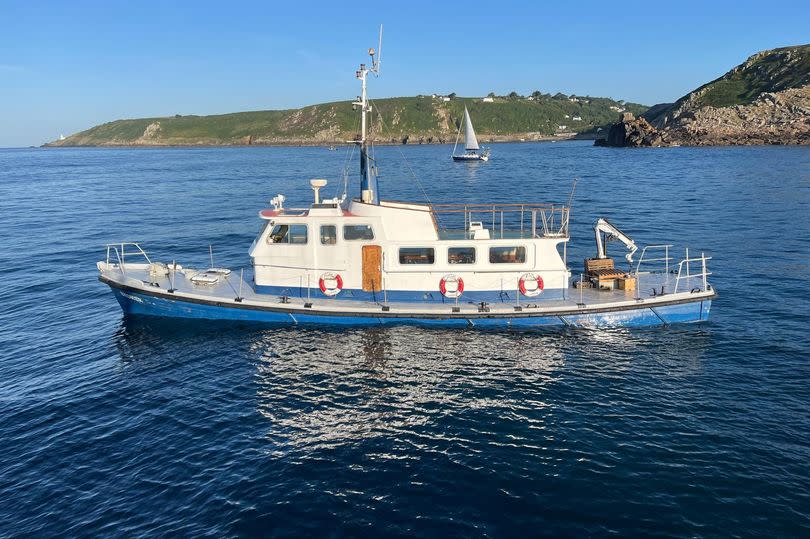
[97,260,713,323]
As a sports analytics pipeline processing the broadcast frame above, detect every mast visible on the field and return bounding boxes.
[354,26,382,204]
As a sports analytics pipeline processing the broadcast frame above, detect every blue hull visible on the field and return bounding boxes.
[111,288,711,328]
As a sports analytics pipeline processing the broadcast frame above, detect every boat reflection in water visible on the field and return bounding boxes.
[105,317,712,486]
[247,325,710,451]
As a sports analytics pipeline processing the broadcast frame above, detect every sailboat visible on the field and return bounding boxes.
[452,107,490,162]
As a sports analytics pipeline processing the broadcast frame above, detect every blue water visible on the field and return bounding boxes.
[1,142,809,537]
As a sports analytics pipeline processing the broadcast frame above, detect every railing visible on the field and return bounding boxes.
[630,245,712,297]
[634,244,674,275]
[104,243,151,276]
[673,252,712,294]
[430,203,570,239]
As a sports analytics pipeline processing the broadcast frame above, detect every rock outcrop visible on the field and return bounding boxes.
[596,85,810,147]
[655,85,810,146]
[594,113,666,147]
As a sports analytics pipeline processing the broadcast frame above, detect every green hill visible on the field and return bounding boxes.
[645,44,810,125]
[46,94,648,147]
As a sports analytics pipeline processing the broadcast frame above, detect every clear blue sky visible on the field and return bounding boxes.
[1,0,808,147]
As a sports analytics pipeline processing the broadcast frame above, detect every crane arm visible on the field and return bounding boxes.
[594,218,638,264]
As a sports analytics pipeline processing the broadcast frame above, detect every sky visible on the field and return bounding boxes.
[1,0,808,147]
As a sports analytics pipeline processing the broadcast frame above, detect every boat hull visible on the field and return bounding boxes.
[108,281,712,329]
[452,155,488,162]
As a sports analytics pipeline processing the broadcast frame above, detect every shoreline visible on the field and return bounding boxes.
[42,133,594,149]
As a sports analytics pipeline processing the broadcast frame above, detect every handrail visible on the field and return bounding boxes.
[430,203,565,210]
[635,244,673,275]
[673,253,712,294]
[431,204,570,239]
[103,242,152,273]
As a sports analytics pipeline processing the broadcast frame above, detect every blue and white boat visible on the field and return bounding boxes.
[98,34,715,328]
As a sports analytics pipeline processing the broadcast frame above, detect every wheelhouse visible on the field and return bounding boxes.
[249,191,572,303]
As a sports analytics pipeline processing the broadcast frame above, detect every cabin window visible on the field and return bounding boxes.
[267,224,288,244]
[448,247,475,264]
[343,224,374,241]
[289,225,308,244]
[489,246,526,264]
[320,225,337,245]
[267,224,308,244]
[399,247,435,265]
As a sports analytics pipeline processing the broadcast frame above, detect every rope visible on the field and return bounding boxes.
[333,113,362,200]
[369,99,444,229]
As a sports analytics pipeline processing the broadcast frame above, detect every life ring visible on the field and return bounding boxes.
[319,272,343,296]
[439,274,464,299]
[519,273,544,297]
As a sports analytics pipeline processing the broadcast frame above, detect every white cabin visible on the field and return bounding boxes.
[249,187,571,303]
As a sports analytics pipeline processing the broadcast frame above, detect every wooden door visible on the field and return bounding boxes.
[362,245,382,292]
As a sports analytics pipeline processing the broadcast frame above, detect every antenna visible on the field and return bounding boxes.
[356,25,383,204]
[369,24,383,76]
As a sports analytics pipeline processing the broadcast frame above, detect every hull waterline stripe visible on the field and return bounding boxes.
[100,275,715,321]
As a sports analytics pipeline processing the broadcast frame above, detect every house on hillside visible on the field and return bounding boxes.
[482,96,494,103]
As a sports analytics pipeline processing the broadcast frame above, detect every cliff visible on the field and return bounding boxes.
[596,44,810,147]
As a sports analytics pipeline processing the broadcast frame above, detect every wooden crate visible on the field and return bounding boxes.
[618,276,636,291]
[585,257,615,274]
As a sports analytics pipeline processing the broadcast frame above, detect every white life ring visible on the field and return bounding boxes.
[519,273,544,297]
[440,274,464,299]
[319,272,343,296]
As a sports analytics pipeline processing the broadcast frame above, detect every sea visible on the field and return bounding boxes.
[1,141,808,538]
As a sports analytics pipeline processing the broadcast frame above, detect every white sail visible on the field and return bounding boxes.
[463,107,479,151]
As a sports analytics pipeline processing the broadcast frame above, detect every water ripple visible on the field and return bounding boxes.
[1,144,809,537]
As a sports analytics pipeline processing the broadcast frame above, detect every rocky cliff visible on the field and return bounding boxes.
[596,44,810,147]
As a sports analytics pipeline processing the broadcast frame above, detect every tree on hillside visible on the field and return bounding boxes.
[448,92,456,99]
[487,92,496,98]
[508,91,519,99]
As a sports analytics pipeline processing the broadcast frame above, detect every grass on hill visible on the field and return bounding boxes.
[49,94,648,146]
[685,44,810,109]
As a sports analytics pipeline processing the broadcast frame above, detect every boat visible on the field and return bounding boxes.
[97,30,715,328]
[452,107,490,162]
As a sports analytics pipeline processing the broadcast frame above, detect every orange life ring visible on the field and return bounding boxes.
[440,274,464,298]
[519,273,544,297]
[319,272,343,296]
